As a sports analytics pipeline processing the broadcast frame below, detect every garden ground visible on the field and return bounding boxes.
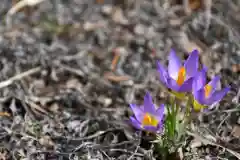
[0,0,239,159]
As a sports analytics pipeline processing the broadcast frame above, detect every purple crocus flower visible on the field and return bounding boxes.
[192,67,230,111]
[129,92,164,133]
[157,49,199,93]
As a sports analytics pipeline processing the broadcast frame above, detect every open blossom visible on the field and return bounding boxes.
[129,92,164,133]
[157,49,199,93]
[192,67,230,111]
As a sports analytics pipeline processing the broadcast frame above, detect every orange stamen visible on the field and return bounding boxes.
[176,67,186,86]
[204,84,212,98]
[142,113,158,127]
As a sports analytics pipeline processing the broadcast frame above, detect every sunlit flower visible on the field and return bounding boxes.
[157,49,199,95]
[129,92,164,133]
[192,67,230,111]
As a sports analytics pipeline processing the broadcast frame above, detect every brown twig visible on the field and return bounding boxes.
[104,72,131,82]
[0,67,41,89]
[0,112,11,117]
[187,131,240,159]
[6,0,46,27]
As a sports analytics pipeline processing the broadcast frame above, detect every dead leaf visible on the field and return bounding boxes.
[112,7,129,25]
[39,135,55,148]
[83,21,106,32]
[96,0,104,4]
[0,149,9,160]
[232,64,240,73]
[26,100,48,115]
[66,78,82,89]
[104,72,131,82]
[190,138,203,148]
[189,0,202,10]
[231,125,240,138]
[0,112,11,117]
[48,103,59,114]
[174,0,202,11]
[101,5,113,16]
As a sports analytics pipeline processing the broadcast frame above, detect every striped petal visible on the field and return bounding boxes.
[129,104,144,122]
[168,49,182,80]
[143,126,159,132]
[156,122,164,133]
[208,86,230,104]
[184,49,199,79]
[143,92,156,114]
[156,104,165,121]
[178,77,194,92]
[193,67,207,92]
[167,77,180,91]
[157,61,169,85]
[206,76,220,96]
[143,121,163,133]
[129,116,142,130]
[193,88,207,105]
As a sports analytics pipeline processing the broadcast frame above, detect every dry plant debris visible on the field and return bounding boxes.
[0,0,239,159]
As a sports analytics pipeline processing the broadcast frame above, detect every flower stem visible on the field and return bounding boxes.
[170,95,179,140]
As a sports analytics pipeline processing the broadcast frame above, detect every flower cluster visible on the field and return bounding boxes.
[129,92,165,133]
[129,49,230,133]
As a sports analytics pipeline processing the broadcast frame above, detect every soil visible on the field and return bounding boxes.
[0,0,239,160]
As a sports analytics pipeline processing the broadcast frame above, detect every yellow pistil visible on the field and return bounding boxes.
[142,113,158,127]
[170,91,186,100]
[193,99,207,112]
[204,84,212,98]
[176,67,186,86]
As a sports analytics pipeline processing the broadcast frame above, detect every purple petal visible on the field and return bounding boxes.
[143,92,156,114]
[208,86,230,104]
[157,61,169,85]
[193,68,207,92]
[156,104,165,121]
[193,88,207,105]
[143,126,159,132]
[202,65,208,71]
[178,77,194,92]
[167,78,180,91]
[156,122,164,133]
[207,76,220,96]
[129,104,144,122]
[184,49,199,79]
[168,49,182,80]
[129,116,142,130]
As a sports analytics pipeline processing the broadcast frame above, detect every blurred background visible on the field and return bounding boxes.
[0,0,239,159]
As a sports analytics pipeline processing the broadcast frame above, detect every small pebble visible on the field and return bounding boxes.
[134,24,145,35]
[190,139,202,148]
[67,120,81,132]
[101,5,113,15]
[112,7,129,25]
